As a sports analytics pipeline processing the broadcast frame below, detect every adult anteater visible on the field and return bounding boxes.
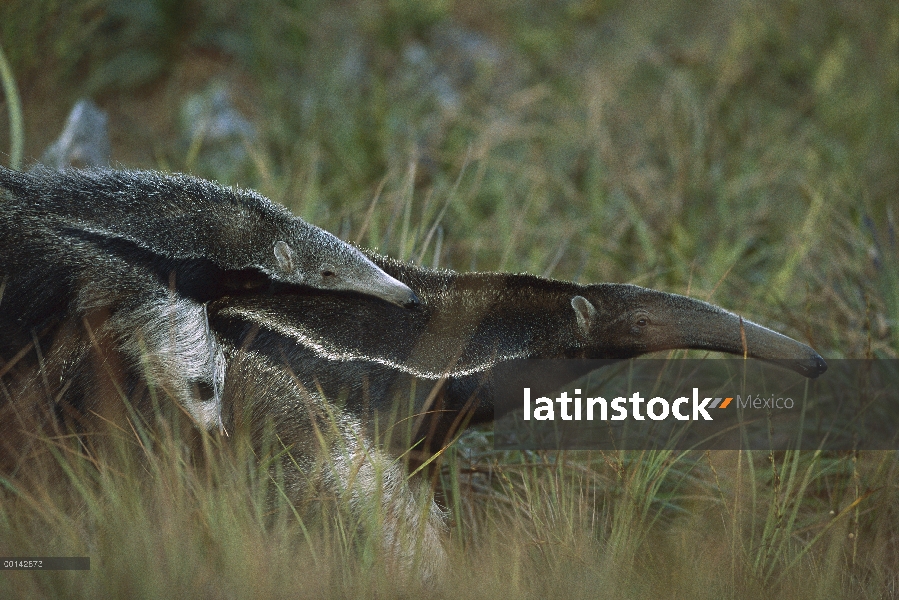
[211,251,826,451]
[206,252,826,581]
[0,169,826,583]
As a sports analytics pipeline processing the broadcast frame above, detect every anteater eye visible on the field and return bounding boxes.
[636,317,648,327]
[322,270,336,278]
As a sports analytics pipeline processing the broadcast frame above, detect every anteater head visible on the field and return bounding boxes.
[570,284,827,378]
[270,228,420,309]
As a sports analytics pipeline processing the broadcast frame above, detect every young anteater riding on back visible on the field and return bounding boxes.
[0,167,419,432]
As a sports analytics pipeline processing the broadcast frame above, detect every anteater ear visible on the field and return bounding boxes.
[571,295,597,335]
[273,241,295,274]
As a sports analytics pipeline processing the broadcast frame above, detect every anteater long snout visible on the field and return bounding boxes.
[662,296,827,378]
[732,317,827,378]
[367,271,421,308]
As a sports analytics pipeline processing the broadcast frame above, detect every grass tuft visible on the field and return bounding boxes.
[1,0,898,596]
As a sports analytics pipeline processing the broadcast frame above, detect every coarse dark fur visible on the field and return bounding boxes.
[0,167,418,431]
[0,168,417,302]
[0,173,826,582]
[191,252,824,581]
[0,251,826,583]
[0,327,448,583]
[210,252,827,451]
[0,282,450,583]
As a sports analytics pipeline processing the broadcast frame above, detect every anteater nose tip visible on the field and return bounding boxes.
[404,290,422,309]
[798,353,827,378]
[811,354,828,378]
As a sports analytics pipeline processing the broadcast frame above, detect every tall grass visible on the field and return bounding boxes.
[1,0,898,597]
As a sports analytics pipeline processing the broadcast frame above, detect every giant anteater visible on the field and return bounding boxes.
[211,251,827,452]
[0,167,418,432]
[206,251,826,580]
[0,168,826,582]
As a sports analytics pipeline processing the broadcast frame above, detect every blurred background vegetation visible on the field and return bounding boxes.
[1,0,897,358]
[1,0,899,597]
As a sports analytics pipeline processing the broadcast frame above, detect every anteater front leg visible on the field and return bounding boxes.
[74,266,228,434]
[108,295,227,433]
